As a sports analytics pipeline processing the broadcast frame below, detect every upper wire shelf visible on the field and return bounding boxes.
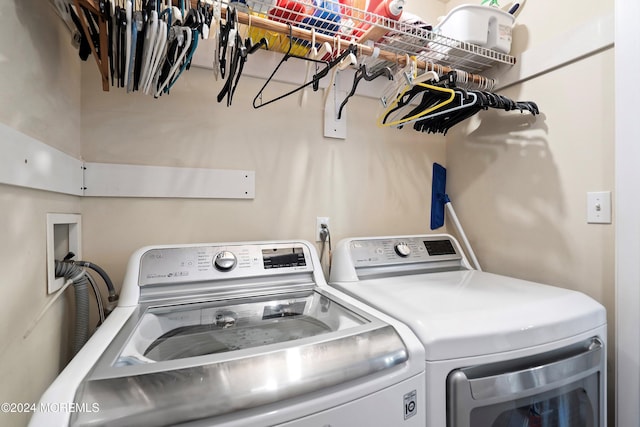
[237,0,516,74]
[59,0,516,92]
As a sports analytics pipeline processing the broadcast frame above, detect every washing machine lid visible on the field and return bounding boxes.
[71,289,409,426]
[332,269,606,361]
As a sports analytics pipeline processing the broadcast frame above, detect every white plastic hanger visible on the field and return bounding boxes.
[322,37,357,106]
[144,19,168,94]
[138,10,158,91]
[300,29,332,106]
[155,28,193,96]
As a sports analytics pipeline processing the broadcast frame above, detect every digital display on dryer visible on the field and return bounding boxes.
[424,239,456,256]
[262,247,307,269]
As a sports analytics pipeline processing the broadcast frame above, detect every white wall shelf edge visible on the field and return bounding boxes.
[0,123,255,199]
[83,163,255,199]
[0,122,84,196]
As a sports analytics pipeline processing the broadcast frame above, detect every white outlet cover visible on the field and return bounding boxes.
[46,213,82,294]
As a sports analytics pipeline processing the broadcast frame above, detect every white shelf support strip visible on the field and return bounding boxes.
[0,123,85,196]
[82,163,255,199]
[0,123,255,199]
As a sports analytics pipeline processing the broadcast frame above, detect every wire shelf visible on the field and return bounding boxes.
[239,0,515,74]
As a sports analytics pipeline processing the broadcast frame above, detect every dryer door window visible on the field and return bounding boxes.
[447,337,604,427]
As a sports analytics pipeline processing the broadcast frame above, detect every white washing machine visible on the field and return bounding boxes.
[30,240,425,427]
[329,234,607,427]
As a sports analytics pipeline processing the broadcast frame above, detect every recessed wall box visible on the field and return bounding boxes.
[46,213,82,294]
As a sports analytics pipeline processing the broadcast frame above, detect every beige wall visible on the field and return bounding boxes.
[444,0,614,53]
[443,0,615,423]
[79,64,446,285]
[0,1,82,426]
[0,0,616,426]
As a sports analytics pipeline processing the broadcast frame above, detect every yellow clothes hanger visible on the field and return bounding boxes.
[377,82,455,128]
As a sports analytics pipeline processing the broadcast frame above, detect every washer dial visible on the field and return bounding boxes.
[394,242,411,257]
[214,251,237,271]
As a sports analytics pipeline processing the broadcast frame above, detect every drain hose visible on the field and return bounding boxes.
[54,261,90,354]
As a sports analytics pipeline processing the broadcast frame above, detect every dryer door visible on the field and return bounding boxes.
[447,337,604,427]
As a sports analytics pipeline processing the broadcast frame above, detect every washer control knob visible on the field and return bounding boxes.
[214,251,237,271]
[394,242,411,257]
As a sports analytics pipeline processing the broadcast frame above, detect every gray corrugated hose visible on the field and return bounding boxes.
[54,261,90,355]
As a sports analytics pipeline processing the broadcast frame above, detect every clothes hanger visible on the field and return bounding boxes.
[378,82,455,128]
[321,37,357,107]
[406,91,480,129]
[165,28,199,93]
[379,54,414,109]
[145,1,173,92]
[217,9,243,105]
[155,27,193,97]
[252,26,355,109]
[123,0,132,88]
[227,16,268,105]
[131,4,146,91]
[67,4,92,60]
[52,0,82,47]
[337,64,393,119]
[143,12,168,94]
[298,29,332,106]
[217,6,236,79]
[117,5,127,87]
[138,10,159,93]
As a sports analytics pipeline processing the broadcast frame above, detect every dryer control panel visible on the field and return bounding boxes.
[348,236,462,268]
[138,242,314,286]
[329,234,471,282]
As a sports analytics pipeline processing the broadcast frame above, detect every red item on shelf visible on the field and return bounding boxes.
[351,0,404,39]
[268,0,312,23]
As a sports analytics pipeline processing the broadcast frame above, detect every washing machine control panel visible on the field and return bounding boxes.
[139,243,314,286]
[349,236,462,268]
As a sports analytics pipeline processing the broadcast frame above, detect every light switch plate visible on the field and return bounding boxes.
[587,191,612,224]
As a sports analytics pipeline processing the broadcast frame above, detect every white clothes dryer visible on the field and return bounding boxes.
[30,240,425,427]
[329,234,607,427]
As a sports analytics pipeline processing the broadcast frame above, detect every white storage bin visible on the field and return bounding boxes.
[436,4,514,54]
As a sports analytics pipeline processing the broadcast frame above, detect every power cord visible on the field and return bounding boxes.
[319,223,332,267]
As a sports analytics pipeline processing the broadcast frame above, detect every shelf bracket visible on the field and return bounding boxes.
[324,70,347,140]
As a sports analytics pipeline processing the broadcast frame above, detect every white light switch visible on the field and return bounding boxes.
[587,191,612,224]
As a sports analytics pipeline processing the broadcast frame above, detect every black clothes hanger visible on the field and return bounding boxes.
[252,29,357,109]
[410,89,540,135]
[382,83,453,127]
[217,29,243,106]
[217,6,235,79]
[412,91,484,135]
[217,29,268,106]
[230,37,268,101]
[68,6,92,61]
[132,8,146,91]
[337,64,393,119]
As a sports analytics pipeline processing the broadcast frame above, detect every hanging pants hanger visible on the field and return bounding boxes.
[337,64,393,119]
[252,26,357,109]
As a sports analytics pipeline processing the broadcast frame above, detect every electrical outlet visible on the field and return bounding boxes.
[316,217,330,242]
